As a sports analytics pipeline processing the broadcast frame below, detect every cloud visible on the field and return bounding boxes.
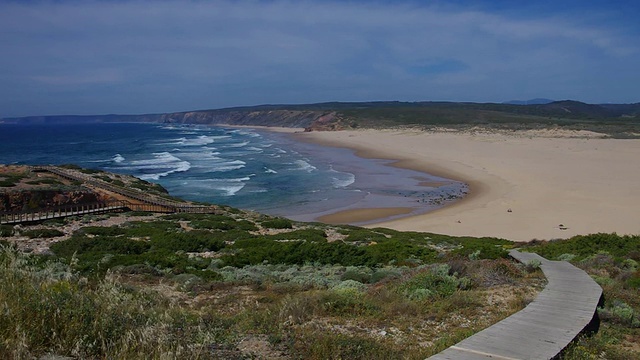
[31,68,123,86]
[0,0,638,117]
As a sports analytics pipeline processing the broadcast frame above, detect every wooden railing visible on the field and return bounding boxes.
[35,166,217,213]
[0,166,218,224]
[0,201,130,225]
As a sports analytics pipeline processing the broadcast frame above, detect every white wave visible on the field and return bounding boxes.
[112,154,125,163]
[181,135,216,146]
[123,152,191,180]
[129,152,181,166]
[188,178,248,196]
[217,183,246,196]
[245,146,264,152]
[225,140,250,148]
[163,135,231,147]
[210,160,246,172]
[328,166,355,188]
[264,167,278,174]
[238,131,261,138]
[291,159,317,172]
[331,173,356,188]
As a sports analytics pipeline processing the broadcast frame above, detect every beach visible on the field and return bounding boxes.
[297,129,640,242]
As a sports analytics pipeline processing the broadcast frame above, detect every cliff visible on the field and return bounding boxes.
[1,108,346,130]
[1,190,108,213]
[158,109,338,129]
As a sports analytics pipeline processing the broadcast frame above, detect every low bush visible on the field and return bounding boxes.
[598,300,640,327]
[525,233,640,261]
[262,218,293,229]
[398,264,471,300]
[191,217,258,232]
[0,225,13,237]
[21,228,65,239]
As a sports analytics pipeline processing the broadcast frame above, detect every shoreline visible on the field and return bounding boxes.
[294,129,640,242]
[231,125,467,226]
[288,129,484,225]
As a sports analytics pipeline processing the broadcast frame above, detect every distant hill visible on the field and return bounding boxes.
[504,98,555,105]
[3,100,640,137]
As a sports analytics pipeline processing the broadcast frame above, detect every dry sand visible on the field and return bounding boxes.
[296,129,640,242]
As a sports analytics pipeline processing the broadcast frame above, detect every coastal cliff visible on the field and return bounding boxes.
[1,109,350,131]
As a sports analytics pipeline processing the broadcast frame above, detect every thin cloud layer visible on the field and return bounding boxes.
[1,0,638,117]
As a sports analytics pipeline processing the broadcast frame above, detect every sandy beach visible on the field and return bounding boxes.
[296,129,640,242]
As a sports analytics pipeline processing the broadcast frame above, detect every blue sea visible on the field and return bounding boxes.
[0,123,467,224]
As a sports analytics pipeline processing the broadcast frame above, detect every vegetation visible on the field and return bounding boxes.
[334,101,640,138]
[1,208,548,358]
[0,172,28,187]
[21,228,65,239]
[2,162,638,358]
[0,225,14,237]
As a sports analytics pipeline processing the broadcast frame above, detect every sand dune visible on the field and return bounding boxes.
[298,129,640,242]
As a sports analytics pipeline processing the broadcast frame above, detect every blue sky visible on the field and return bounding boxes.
[1,0,639,117]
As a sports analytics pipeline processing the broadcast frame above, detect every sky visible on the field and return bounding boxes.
[1,0,639,118]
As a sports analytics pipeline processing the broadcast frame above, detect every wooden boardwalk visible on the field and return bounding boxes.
[1,166,218,225]
[428,250,602,360]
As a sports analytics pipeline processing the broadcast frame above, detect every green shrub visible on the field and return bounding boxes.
[598,301,640,327]
[0,173,27,187]
[0,225,13,237]
[526,233,640,261]
[341,267,372,283]
[626,276,640,289]
[51,235,150,258]
[191,216,258,232]
[262,218,293,229]
[398,264,470,300]
[321,288,376,316]
[524,259,542,272]
[365,239,437,265]
[557,253,577,262]
[150,230,226,253]
[21,228,65,239]
[223,238,369,267]
[370,267,403,283]
[344,229,388,243]
[332,280,368,293]
[292,330,415,360]
[452,241,508,259]
[25,178,62,185]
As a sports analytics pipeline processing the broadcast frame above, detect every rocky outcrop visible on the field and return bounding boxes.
[0,190,109,213]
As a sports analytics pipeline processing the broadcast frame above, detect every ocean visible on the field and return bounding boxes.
[0,123,467,224]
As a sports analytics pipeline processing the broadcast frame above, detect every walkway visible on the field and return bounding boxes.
[428,250,602,360]
[1,166,218,225]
